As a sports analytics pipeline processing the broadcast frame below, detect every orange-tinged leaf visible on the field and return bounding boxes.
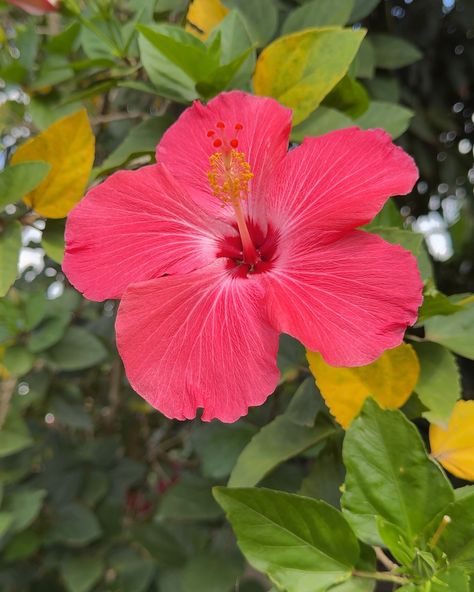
[186,0,229,39]
[307,343,420,428]
[11,109,95,219]
[430,400,474,481]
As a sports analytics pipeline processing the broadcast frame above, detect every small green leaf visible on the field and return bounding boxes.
[425,304,474,360]
[3,345,35,376]
[282,0,354,35]
[28,315,70,353]
[158,474,222,521]
[2,488,46,532]
[61,555,104,592]
[181,552,243,592]
[0,221,22,297]
[45,326,108,371]
[356,101,414,138]
[49,503,102,546]
[413,342,460,425]
[291,106,352,142]
[222,0,278,47]
[342,399,454,546]
[371,34,422,69]
[0,409,33,458]
[214,487,360,592]
[0,162,51,209]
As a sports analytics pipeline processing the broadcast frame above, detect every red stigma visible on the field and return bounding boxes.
[213,138,223,148]
[235,123,243,131]
[230,139,239,148]
[207,130,215,137]
[216,121,225,129]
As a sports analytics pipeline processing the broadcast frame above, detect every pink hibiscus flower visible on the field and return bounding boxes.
[6,0,59,14]
[63,91,423,422]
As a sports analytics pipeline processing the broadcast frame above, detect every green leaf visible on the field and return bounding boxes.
[192,421,257,479]
[299,441,345,508]
[342,399,454,546]
[131,523,186,568]
[181,552,243,592]
[2,488,46,532]
[349,0,381,22]
[356,101,414,138]
[351,38,375,78]
[369,227,432,281]
[51,397,93,431]
[0,409,33,458]
[253,27,366,125]
[158,474,222,521]
[49,503,102,546]
[3,345,35,376]
[0,162,51,209]
[371,34,422,69]
[285,377,325,427]
[95,115,175,176]
[282,0,354,35]
[0,512,14,537]
[45,327,108,371]
[3,530,40,561]
[214,487,360,592]
[228,414,335,487]
[437,490,474,572]
[291,106,352,142]
[60,555,104,592]
[42,219,65,264]
[430,568,470,592]
[0,221,22,297]
[323,76,369,118]
[424,304,474,360]
[28,314,69,353]
[222,0,278,47]
[413,342,460,425]
[364,200,403,230]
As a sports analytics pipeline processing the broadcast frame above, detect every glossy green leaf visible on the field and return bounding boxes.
[342,399,454,545]
[0,162,51,209]
[425,304,474,360]
[0,221,22,297]
[214,487,360,592]
[371,34,422,69]
[413,342,460,425]
[356,101,414,138]
[282,0,354,35]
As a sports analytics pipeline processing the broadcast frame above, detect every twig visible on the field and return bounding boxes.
[90,111,150,125]
[352,570,408,585]
[0,378,17,429]
[374,547,398,572]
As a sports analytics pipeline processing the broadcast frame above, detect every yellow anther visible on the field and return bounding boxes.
[207,150,253,206]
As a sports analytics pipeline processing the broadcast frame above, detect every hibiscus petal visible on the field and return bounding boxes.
[267,127,418,237]
[264,230,423,366]
[63,164,230,301]
[156,91,292,224]
[116,260,280,422]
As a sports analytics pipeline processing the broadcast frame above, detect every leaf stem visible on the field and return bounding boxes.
[352,570,409,584]
[374,546,398,571]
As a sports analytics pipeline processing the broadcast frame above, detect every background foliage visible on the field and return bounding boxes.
[0,0,473,591]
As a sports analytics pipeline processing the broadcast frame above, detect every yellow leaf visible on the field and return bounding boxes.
[253,27,365,125]
[186,0,229,40]
[11,109,95,219]
[307,343,420,428]
[430,400,474,481]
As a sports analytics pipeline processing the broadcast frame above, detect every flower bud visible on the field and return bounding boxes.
[6,0,60,15]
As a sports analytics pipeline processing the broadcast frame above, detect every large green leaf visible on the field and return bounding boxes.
[282,0,354,35]
[0,162,51,209]
[291,106,352,142]
[424,304,474,360]
[371,34,422,69]
[437,490,474,572]
[228,413,335,487]
[45,327,108,371]
[0,221,22,297]
[342,399,454,546]
[214,487,360,592]
[413,342,460,425]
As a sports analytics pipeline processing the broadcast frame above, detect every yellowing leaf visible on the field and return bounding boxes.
[186,0,229,39]
[253,27,365,125]
[11,109,95,219]
[430,400,474,481]
[307,343,420,428]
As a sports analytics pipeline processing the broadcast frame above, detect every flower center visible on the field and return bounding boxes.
[206,121,259,265]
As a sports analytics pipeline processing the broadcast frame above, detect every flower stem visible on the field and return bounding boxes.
[352,570,409,585]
